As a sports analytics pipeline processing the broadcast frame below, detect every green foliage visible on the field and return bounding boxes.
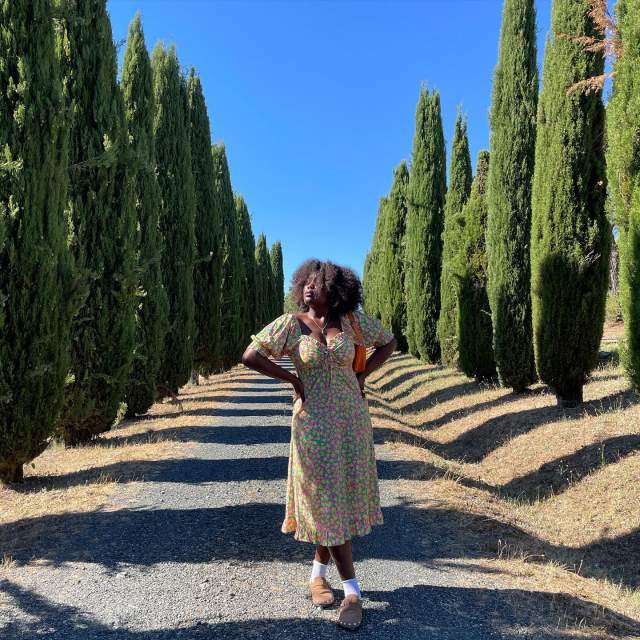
[607,0,640,391]
[404,87,447,363]
[152,44,196,397]
[255,233,275,328]
[213,143,243,369]
[58,0,137,445]
[235,195,256,346]
[363,197,388,319]
[438,113,472,367]
[270,241,285,317]
[379,162,409,352]
[457,151,496,381]
[121,14,169,416]
[531,0,610,406]
[0,0,74,480]
[486,0,538,391]
[187,68,222,377]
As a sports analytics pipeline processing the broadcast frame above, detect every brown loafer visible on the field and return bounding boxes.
[309,576,335,608]
[337,593,363,630]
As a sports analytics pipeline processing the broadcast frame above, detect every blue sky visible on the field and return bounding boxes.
[107,0,557,289]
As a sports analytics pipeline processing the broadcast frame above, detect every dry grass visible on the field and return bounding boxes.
[0,367,247,528]
[366,339,640,636]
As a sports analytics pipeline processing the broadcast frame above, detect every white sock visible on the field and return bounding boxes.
[341,577,362,599]
[310,559,328,581]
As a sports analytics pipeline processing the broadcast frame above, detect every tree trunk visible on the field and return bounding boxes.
[0,462,24,484]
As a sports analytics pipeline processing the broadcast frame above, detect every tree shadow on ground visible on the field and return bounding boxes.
[434,389,638,463]
[11,456,430,491]
[500,433,640,501]
[1,495,638,591]
[3,577,634,640]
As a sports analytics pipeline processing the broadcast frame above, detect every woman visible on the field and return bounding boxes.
[241,259,396,630]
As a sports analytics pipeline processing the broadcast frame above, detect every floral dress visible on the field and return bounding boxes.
[247,309,395,547]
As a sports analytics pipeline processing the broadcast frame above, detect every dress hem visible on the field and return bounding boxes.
[281,512,384,547]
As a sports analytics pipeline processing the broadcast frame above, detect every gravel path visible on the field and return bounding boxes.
[1,360,566,639]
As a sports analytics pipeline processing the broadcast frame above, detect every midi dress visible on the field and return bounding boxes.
[247,309,395,547]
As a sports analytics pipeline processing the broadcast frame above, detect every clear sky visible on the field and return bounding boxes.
[106,0,556,290]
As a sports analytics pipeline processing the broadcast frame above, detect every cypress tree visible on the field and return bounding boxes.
[486,0,538,391]
[255,233,274,326]
[187,68,222,377]
[404,87,447,362]
[457,151,497,381]
[270,241,285,316]
[121,14,169,416]
[363,196,388,318]
[531,0,610,407]
[58,0,137,445]
[438,113,473,367]
[152,44,196,397]
[379,161,409,352]
[213,143,243,369]
[607,0,640,392]
[235,195,256,345]
[0,0,75,480]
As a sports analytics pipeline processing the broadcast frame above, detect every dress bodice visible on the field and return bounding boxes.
[292,317,356,370]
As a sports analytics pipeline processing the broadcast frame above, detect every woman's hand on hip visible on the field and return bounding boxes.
[356,372,366,398]
[292,377,305,403]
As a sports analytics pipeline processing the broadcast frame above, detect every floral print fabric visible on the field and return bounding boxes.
[247,309,395,546]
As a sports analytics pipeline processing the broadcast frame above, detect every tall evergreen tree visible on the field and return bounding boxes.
[58,0,137,445]
[531,0,610,407]
[152,44,196,397]
[270,241,285,316]
[379,162,410,352]
[213,143,243,369]
[121,14,169,416]
[486,0,538,391]
[457,151,496,382]
[363,197,388,318]
[235,195,256,345]
[404,87,447,362]
[255,233,274,326]
[187,68,222,377]
[438,113,473,367]
[0,0,75,480]
[607,0,640,392]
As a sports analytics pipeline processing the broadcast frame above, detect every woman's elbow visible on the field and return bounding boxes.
[241,348,256,367]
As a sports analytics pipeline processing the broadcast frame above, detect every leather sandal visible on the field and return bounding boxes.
[309,576,335,608]
[337,593,363,630]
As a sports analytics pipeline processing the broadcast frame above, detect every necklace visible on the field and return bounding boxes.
[308,314,328,335]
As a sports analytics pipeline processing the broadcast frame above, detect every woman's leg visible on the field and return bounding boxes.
[314,544,331,565]
[328,540,355,580]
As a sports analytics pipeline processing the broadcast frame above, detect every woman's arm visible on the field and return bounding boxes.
[241,348,305,400]
[356,336,397,394]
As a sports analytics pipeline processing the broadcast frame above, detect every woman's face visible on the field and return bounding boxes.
[303,272,328,307]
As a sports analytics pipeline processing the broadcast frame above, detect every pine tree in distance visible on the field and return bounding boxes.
[404,86,447,363]
[438,112,473,367]
[122,13,169,416]
[379,161,410,352]
[188,67,222,378]
[457,151,496,382]
[152,44,196,397]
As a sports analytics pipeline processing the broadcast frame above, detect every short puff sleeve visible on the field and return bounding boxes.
[248,313,295,359]
[353,309,395,348]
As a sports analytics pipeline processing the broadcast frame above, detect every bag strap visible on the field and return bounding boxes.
[347,311,365,346]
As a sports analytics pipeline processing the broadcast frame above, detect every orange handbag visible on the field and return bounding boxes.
[347,311,367,373]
